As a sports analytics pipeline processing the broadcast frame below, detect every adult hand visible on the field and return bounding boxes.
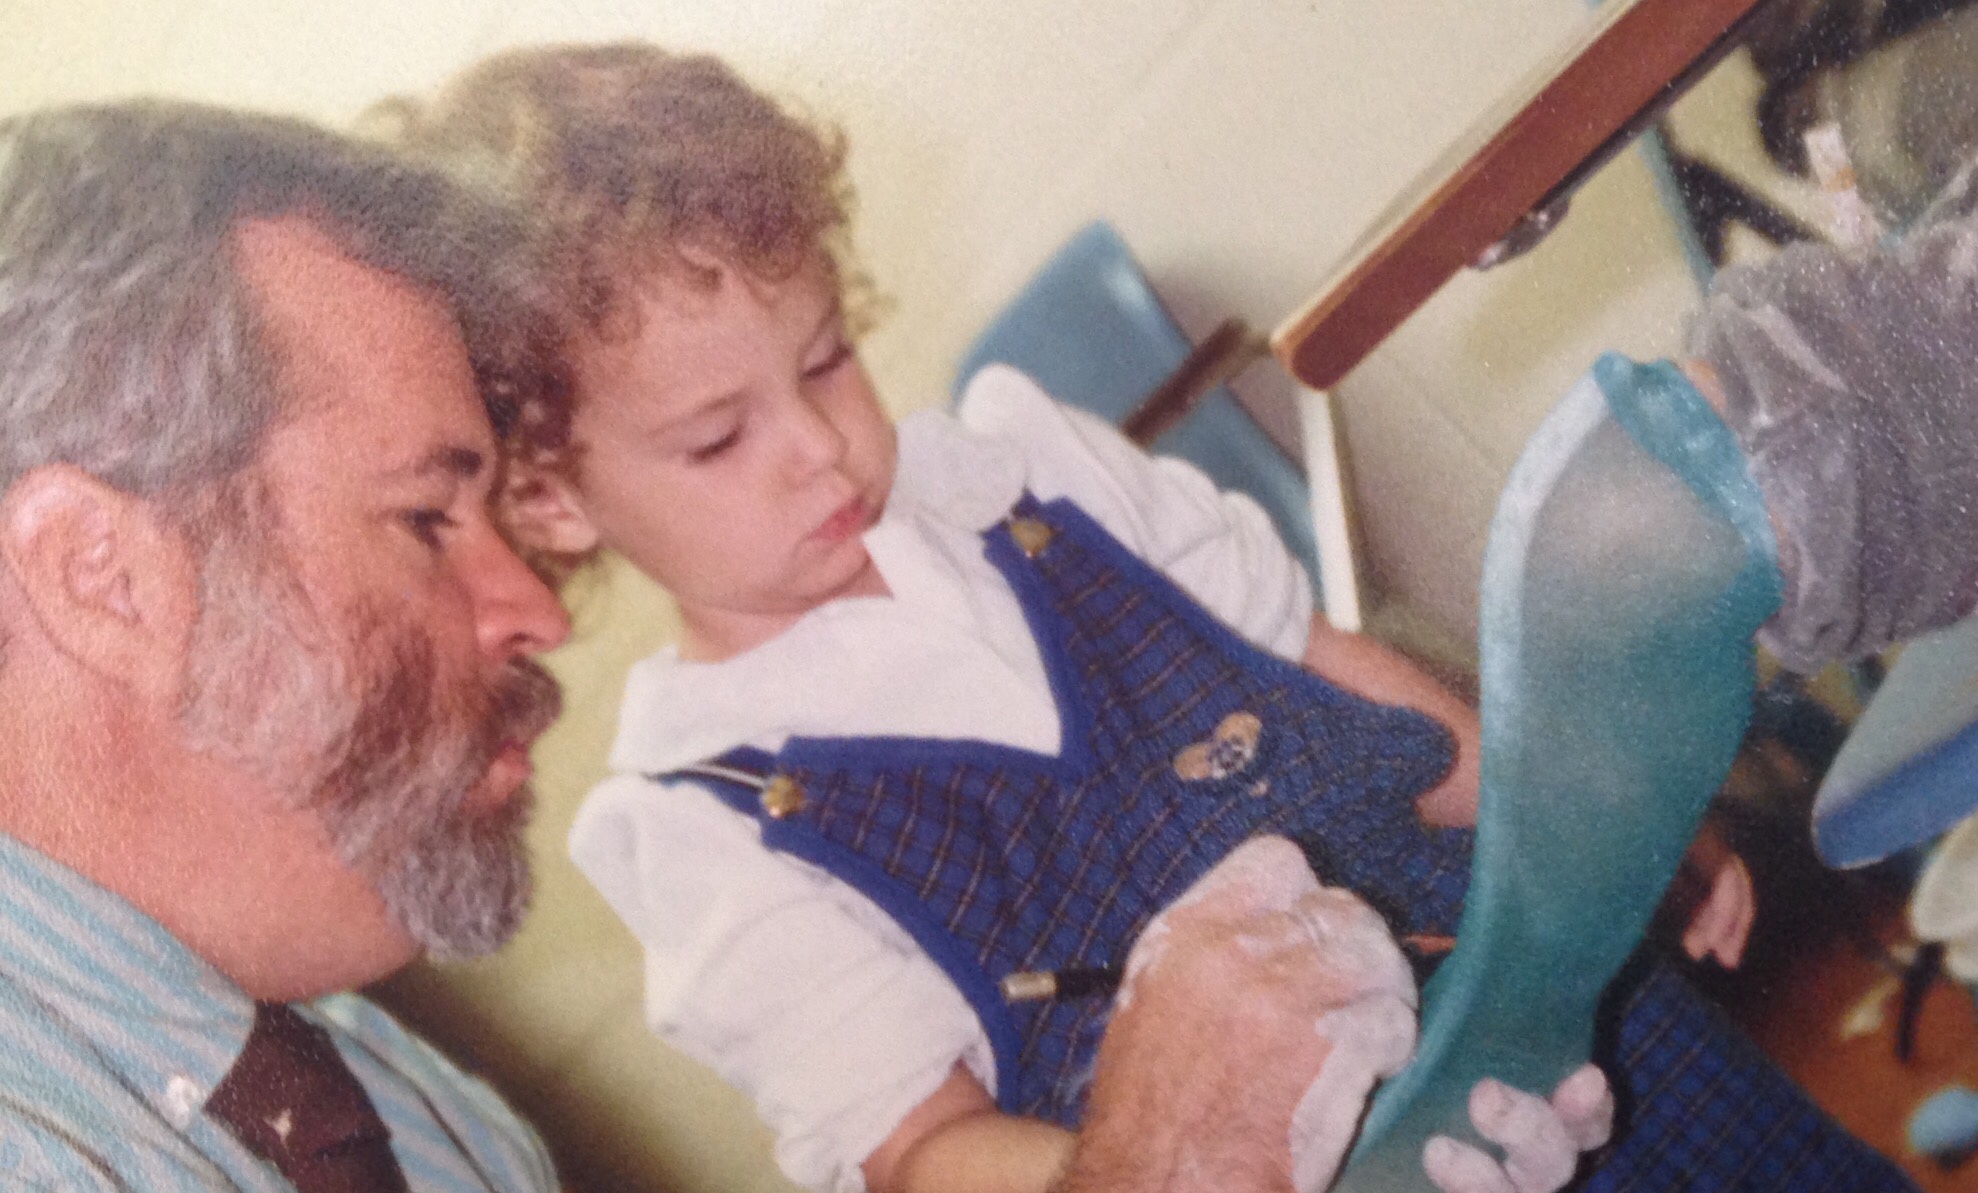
[1422,1064,1615,1193]
[1062,835,1417,1193]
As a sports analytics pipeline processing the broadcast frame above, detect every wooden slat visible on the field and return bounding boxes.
[1119,319,1261,447]
[1270,0,1762,390]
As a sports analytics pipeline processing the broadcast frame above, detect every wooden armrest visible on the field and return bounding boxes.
[1271,0,1765,391]
[1120,318,1268,447]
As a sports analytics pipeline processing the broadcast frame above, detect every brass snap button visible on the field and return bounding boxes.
[1008,516,1054,558]
[760,774,807,819]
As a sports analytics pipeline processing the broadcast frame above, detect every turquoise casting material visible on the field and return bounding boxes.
[1338,355,1782,1186]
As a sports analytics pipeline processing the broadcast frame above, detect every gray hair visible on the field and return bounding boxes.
[0,100,547,506]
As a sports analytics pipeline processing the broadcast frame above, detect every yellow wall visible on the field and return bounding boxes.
[0,3,1751,1188]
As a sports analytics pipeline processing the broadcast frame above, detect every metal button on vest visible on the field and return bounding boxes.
[1008,516,1054,558]
[760,774,806,818]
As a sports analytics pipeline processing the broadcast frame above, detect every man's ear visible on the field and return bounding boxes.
[0,464,196,695]
[500,465,600,556]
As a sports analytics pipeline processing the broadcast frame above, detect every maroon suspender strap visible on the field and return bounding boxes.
[204,1001,411,1193]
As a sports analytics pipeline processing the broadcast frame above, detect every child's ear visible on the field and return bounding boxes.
[501,465,601,556]
[0,463,197,700]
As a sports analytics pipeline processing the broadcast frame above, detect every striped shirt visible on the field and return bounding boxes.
[0,831,557,1192]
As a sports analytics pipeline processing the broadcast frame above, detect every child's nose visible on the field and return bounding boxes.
[783,394,849,475]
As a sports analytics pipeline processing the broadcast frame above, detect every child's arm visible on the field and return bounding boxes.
[861,1067,1072,1193]
[1306,609,1756,966]
[956,366,1314,662]
[571,774,1005,1193]
[862,1061,1618,1193]
[864,841,1614,1193]
[959,368,1485,828]
[1302,614,1482,828]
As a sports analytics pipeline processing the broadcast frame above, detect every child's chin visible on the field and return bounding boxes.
[820,551,884,601]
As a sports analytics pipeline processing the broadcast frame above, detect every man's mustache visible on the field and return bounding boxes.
[488,658,563,750]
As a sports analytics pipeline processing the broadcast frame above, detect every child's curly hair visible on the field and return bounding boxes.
[369,41,872,479]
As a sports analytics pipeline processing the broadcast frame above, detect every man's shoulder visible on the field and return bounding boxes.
[0,1037,234,1192]
[0,1109,240,1192]
[0,887,250,1189]
[0,980,554,1193]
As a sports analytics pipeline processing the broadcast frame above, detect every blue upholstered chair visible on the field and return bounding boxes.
[950,222,1349,623]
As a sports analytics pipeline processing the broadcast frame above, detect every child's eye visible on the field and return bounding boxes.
[400,507,460,550]
[688,427,743,462]
[802,337,854,381]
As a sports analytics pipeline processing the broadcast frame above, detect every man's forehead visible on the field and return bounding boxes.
[230,215,495,470]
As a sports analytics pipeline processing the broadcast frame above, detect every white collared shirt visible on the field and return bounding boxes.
[570,366,1312,1192]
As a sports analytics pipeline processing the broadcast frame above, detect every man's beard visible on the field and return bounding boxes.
[176,511,562,962]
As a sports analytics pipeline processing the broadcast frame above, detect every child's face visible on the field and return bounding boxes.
[526,253,896,657]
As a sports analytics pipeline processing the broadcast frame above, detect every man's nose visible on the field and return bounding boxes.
[473,536,571,661]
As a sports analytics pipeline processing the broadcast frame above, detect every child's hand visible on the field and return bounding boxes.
[1421,1064,1614,1193]
[1674,828,1756,969]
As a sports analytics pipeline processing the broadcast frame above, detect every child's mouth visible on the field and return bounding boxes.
[812,496,870,543]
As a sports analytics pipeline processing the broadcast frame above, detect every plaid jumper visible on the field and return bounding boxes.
[683,496,1911,1190]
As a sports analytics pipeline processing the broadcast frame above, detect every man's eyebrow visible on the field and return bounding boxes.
[384,444,486,482]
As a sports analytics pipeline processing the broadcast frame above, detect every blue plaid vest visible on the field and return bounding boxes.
[683,495,1463,1123]
[674,496,1915,1191]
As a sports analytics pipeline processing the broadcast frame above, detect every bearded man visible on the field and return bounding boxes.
[0,100,574,1189]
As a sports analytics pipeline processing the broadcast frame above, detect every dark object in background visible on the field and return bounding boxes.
[1747,0,1978,221]
[1663,139,1819,265]
[1747,0,1977,172]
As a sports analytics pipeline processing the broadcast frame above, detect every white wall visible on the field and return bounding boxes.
[0,3,1725,1188]
[0,0,1716,636]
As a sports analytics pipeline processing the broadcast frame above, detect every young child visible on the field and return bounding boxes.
[387,42,1909,1193]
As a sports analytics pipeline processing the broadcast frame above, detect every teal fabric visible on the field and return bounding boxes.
[1340,355,1783,1184]
[1815,613,1978,866]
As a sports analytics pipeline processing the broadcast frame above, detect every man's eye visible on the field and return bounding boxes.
[688,427,742,462]
[401,507,459,549]
[802,338,853,381]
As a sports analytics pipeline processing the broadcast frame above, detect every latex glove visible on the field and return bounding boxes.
[1106,837,1419,1193]
[1421,1064,1615,1193]
[1079,837,1417,1193]
[1283,886,1420,1193]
